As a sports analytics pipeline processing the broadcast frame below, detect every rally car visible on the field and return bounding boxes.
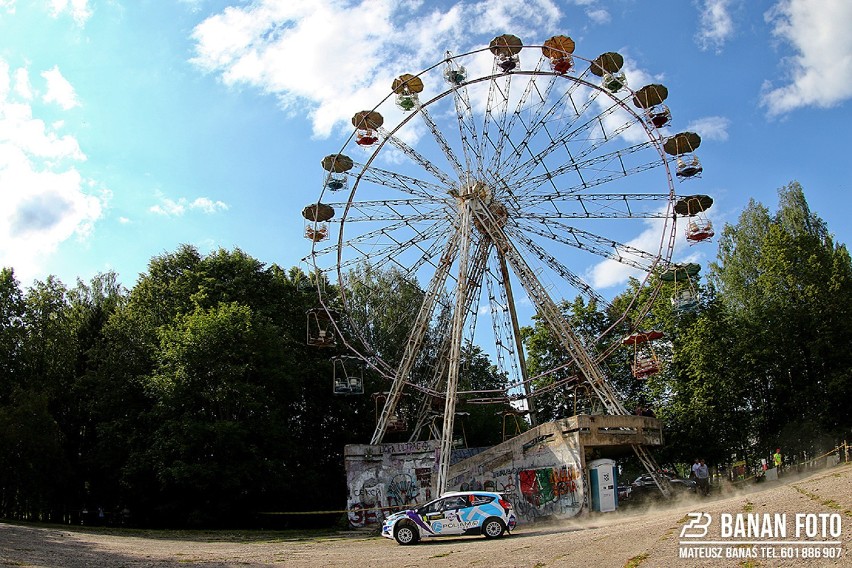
[381,491,516,545]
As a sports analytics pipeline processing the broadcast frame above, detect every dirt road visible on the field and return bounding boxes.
[1,464,850,567]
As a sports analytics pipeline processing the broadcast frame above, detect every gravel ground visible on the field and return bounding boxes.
[1,463,849,567]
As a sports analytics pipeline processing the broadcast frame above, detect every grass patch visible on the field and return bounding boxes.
[742,501,754,512]
[624,552,649,567]
[738,560,760,568]
[792,485,852,516]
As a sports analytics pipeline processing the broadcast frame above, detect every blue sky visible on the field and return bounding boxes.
[1,0,850,293]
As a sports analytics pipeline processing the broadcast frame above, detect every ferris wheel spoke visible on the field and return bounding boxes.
[356,164,450,200]
[418,105,465,181]
[514,193,674,219]
[499,77,590,176]
[512,141,665,198]
[513,218,663,272]
[447,63,481,177]
[330,199,450,223]
[480,71,513,174]
[378,127,457,188]
[487,65,559,174]
[372,232,461,444]
[504,97,640,189]
[508,228,612,309]
[469,199,627,415]
[483,255,526,396]
[338,220,454,276]
[408,234,495,441]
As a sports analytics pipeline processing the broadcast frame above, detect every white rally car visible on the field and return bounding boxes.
[381,491,516,545]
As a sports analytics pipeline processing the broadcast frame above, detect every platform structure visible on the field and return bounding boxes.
[344,414,662,527]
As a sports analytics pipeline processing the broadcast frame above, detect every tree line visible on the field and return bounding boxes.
[524,182,852,468]
[0,181,849,527]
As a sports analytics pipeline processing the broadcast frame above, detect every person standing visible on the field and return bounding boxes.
[693,458,710,496]
[773,448,783,474]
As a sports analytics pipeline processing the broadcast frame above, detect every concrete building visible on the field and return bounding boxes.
[344,414,662,527]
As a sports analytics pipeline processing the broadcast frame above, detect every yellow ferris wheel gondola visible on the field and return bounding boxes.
[392,74,424,111]
[542,35,575,74]
[352,110,384,147]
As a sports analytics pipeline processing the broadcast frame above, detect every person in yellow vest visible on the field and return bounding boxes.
[773,448,783,474]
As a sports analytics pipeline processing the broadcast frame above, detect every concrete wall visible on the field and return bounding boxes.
[446,420,585,523]
[344,421,587,527]
[344,440,438,527]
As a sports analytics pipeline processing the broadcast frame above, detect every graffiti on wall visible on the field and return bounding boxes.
[346,445,436,528]
[518,465,579,508]
[452,463,582,522]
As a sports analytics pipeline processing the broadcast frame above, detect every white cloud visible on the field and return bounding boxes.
[587,206,714,290]
[191,197,229,213]
[150,194,229,216]
[41,66,80,110]
[0,59,102,281]
[587,216,667,289]
[13,68,33,100]
[695,0,735,52]
[190,0,566,138]
[48,0,92,25]
[149,196,186,216]
[586,9,610,25]
[686,115,730,141]
[761,0,852,116]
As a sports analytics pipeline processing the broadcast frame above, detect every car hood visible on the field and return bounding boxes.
[384,510,412,524]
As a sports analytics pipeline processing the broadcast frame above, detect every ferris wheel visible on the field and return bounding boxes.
[303,34,705,494]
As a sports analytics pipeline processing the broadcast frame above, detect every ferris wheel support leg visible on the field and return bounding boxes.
[632,443,671,498]
[370,235,459,445]
[469,200,627,416]
[436,200,475,497]
[496,251,536,426]
[408,240,492,443]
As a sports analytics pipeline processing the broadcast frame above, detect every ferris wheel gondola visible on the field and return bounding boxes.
[664,131,703,179]
[661,262,702,312]
[622,330,665,379]
[675,194,715,243]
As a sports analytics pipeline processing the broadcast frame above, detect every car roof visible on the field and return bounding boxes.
[439,491,501,498]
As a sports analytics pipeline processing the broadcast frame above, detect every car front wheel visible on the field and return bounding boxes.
[394,523,420,545]
[482,517,506,539]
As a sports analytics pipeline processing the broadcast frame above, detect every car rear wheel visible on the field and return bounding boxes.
[394,523,420,545]
[482,517,506,539]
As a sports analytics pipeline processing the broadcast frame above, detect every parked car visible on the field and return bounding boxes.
[381,491,516,545]
[629,472,697,500]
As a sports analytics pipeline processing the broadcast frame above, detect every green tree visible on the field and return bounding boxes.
[706,181,852,458]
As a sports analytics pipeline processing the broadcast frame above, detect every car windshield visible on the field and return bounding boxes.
[418,495,470,514]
